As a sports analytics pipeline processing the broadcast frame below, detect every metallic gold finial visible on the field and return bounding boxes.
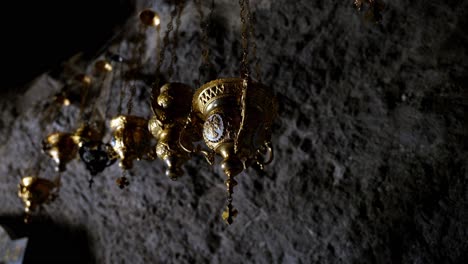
[222,177,238,225]
[222,203,238,225]
[139,9,161,27]
[116,176,130,189]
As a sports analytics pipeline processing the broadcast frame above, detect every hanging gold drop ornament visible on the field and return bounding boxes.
[191,0,278,224]
[94,60,113,73]
[192,79,277,225]
[110,115,153,170]
[149,83,200,179]
[42,132,79,172]
[139,9,161,27]
[53,92,71,106]
[18,175,60,223]
[108,9,159,184]
[75,74,92,87]
[192,78,277,224]
[147,1,198,180]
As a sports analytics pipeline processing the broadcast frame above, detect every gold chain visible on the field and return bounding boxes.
[117,43,126,115]
[152,5,177,101]
[88,74,107,123]
[80,81,89,121]
[237,0,251,145]
[168,0,185,80]
[239,0,250,80]
[246,1,261,82]
[126,25,145,115]
[195,0,215,85]
[105,48,121,119]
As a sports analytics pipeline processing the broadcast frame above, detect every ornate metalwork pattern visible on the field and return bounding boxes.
[199,84,225,105]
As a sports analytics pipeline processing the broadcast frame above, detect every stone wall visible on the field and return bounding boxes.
[0,0,467,263]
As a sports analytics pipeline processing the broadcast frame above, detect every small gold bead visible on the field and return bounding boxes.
[54,93,71,106]
[75,74,92,86]
[139,9,161,27]
[95,60,113,73]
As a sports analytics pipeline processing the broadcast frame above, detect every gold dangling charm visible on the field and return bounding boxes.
[222,176,238,225]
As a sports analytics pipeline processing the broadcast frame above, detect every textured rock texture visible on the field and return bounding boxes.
[1,0,467,263]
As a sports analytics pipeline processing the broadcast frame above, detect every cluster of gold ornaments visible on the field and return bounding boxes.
[18,60,116,221]
[19,6,278,225]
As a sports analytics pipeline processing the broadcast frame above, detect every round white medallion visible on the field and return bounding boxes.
[203,114,224,142]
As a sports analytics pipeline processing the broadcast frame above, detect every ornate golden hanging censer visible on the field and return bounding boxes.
[75,121,112,178]
[75,119,115,181]
[18,175,60,223]
[110,115,153,171]
[109,12,157,187]
[147,1,202,180]
[149,82,198,179]
[188,0,278,224]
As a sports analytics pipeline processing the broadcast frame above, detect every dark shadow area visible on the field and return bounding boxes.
[0,215,94,264]
[0,0,134,93]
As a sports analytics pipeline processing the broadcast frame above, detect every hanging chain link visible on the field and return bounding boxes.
[117,43,126,115]
[126,25,146,115]
[235,0,255,154]
[168,0,185,80]
[246,0,261,82]
[239,0,250,80]
[194,0,206,64]
[195,0,216,86]
[152,5,177,101]
[105,45,122,119]
[87,74,106,123]
[79,81,90,121]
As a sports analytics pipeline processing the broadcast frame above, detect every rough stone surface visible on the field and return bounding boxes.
[1,0,467,263]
